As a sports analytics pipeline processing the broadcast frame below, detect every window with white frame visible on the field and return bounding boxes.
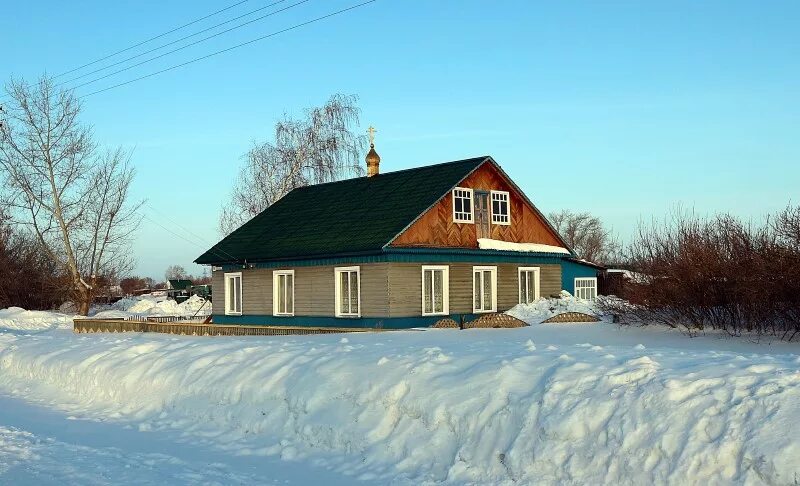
[224,272,242,315]
[518,267,540,304]
[422,265,449,316]
[491,191,510,225]
[473,266,497,313]
[272,270,294,316]
[335,266,360,317]
[574,277,598,301]
[452,187,474,223]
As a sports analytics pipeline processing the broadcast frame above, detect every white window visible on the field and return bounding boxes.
[224,272,242,315]
[421,265,449,316]
[574,277,598,301]
[491,190,510,225]
[472,266,497,313]
[452,187,474,223]
[272,270,294,316]
[335,266,360,317]
[518,267,540,304]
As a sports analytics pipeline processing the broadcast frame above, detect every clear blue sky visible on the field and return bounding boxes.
[3,0,798,279]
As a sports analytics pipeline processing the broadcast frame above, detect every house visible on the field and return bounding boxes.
[195,143,600,329]
[166,279,193,303]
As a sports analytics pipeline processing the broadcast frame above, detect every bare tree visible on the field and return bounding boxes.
[549,210,619,264]
[0,76,142,315]
[220,93,366,235]
[165,264,189,282]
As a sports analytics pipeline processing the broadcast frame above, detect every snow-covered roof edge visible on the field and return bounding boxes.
[477,238,571,255]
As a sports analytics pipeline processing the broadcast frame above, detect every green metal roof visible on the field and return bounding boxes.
[195,156,489,265]
[168,279,193,290]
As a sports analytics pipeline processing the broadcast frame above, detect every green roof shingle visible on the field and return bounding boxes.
[195,156,489,264]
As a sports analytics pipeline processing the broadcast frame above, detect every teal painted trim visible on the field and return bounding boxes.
[561,259,600,294]
[212,313,482,329]
[220,249,569,271]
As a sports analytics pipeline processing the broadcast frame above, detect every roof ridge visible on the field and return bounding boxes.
[293,156,489,192]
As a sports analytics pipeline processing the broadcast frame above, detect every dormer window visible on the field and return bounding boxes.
[491,191,510,225]
[452,187,474,223]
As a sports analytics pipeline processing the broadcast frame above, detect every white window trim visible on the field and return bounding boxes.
[574,277,598,301]
[334,266,361,318]
[518,267,541,304]
[272,270,295,317]
[421,265,450,316]
[452,187,474,224]
[224,272,242,316]
[490,190,511,226]
[472,266,498,314]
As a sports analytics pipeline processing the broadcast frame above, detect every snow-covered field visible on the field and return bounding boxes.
[1,296,799,484]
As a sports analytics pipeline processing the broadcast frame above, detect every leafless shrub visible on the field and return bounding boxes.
[601,207,800,340]
[549,210,620,264]
[0,209,68,309]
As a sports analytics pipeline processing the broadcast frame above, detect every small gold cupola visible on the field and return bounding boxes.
[366,125,380,177]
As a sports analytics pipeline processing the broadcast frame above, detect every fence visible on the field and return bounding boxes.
[73,317,376,336]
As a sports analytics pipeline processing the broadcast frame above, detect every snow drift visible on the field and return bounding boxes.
[0,313,798,484]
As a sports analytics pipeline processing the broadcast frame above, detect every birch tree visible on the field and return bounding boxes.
[0,76,142,315]
[219,93,366,235]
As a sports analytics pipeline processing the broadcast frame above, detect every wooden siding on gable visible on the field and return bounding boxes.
[390,161,564,249]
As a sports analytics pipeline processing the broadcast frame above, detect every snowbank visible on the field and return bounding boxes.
[0,322,798,484]
[506,291,603,323]
[92,295,210,319]
[0,307,73,332]
[0,294,211,331]
[477,238,571,254]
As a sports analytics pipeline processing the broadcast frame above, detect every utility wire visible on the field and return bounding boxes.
[54,0,251,79]
[146,203,212,246]
[81,0,378,98]
[60,0,293,87]
[69,0,311,92]
[144,203,240,262]
[142,214,238,263]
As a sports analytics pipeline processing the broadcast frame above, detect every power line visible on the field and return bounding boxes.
[60,0,294,87]
[142,214,238,263]
[81,0,377,98]
[54,0,251,79]
[144,203,241,262]
[70,0,311,92]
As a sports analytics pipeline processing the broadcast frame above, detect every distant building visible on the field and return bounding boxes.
[166,279,193,303]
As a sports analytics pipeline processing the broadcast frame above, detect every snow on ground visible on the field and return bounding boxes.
[0,308,73,333]
[0,295,212,333]
[0,298,799,485]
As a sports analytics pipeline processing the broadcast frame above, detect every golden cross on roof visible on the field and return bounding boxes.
[367,126,377,145]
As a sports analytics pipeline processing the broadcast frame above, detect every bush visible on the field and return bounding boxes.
[0,218,68,310]
[602,207,800,340]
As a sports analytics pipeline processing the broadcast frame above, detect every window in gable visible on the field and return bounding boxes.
[452,187,474,223]
[491,190,510,225]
